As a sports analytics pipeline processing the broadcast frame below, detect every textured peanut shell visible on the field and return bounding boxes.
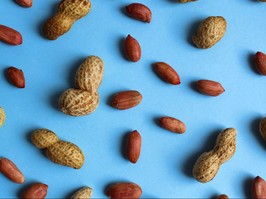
[75,56,104,92]
[31,129,59,149]
[0,107,6,127]
[46,141,84,169]
[192,16,227,49]
[59,88,99,116]
[71,187,93,199]
[178,0,196,3]
[43,0,91,40]
[192,128,236,183]
[259,117,266,141]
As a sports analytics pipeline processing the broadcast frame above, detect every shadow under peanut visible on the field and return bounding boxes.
[186,19,203,48]
[249,116,266,150]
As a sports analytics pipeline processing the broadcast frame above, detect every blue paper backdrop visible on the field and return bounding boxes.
[0,0,266,198]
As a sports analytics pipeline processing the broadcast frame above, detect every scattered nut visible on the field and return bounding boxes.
[192,16,227,48]
[31,129,85,169]
[217,194,229,199]
[159,116,186,134]
[15,0,32,7]
[43,0,91,40]
[255,52,266,75]
[106,182,142,199]
[110,90,142,110]
[0,158,24,184]
[178,0,197,3]
[153,62,180,85]
[21,183,48,199]
[127,130,142,164]
[252,176,266,199]
[196,79,225,96]
[125,34,141,62]
[0,25,22,45]
[192,128,237,183]
[125,3,152,23]
[6,67,25,88]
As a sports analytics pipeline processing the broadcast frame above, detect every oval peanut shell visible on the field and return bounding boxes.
[106,182,142,199]
[75,56,104,92]
[192,16,226,49]
[127,130,142,163]
[154,62,180,85]
[59,88,99,116]
[159,116,186,134]
[125,35,141,62]
[46,141,84,169]
[110,90,142,110]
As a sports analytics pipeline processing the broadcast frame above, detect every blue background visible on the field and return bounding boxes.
[0,0,266,198]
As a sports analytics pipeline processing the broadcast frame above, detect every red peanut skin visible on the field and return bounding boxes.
[154,62,180,85]
[126,3,152,23]
[15,0,32,8]
[6,67,25,88]
[127,130,142,163]
[0,25,22,45]
[106,182,142,199]
[125,35,141,62]
[21,183,48,199]
[196,80,224,96]
[160,116,186,134]
[252,176,266,199]
[0,158,24,184]
[255,52,266,75]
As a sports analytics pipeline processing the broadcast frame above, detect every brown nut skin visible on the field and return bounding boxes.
[15,0,32,7]
[259,117,266,141]
[159,116,186,134]
[21,183,48,199]
[6,67,25,88]
[125,34,141,62]
[217,194,229,199]
[252,176,266,199]
[125,3,152,23]
[43,0,91,40]
[110,90,142,110]
[196,80,224,96]
[106,182,142,199]
[192,16,227,49]
[127,130,142,163]
[0,25,22,45]
[0,158,24,184]
[154,62,180,85]
[255,52,266,75]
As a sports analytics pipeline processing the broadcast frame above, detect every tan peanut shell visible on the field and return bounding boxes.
[259,117,266,141]
[192,128,236,183]
[59,88,99,116]
[0,107,6,127]
[192,16,227,49]
[71,187,93,199]
[31,129,59,149]
[46,141,84,169]
[75,56,104,92]
[31,129,85,169]
[43,0,91,40]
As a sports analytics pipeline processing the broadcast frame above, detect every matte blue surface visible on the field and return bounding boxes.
[1,0,266,198]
